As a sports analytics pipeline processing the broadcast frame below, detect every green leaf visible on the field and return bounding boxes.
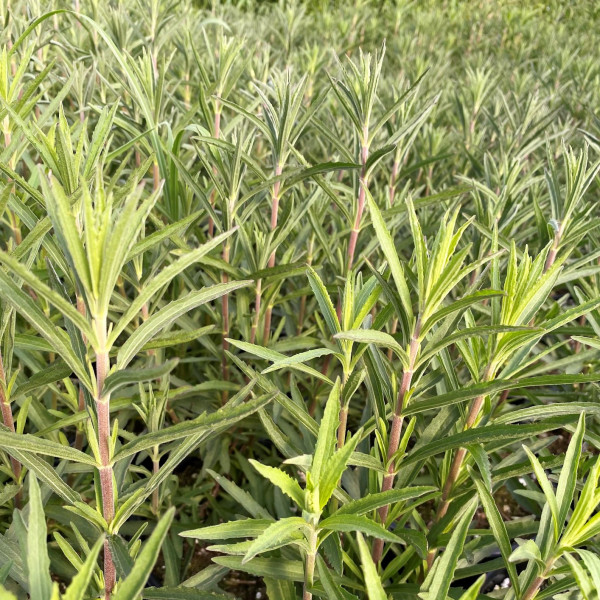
[508,539,542,566]
[26,474,53,600]
[0,430,96,466]
[578,549,600,593]
[62,536,104,600]
[318,429,362,509]
[334,329,409,368]
[356,532,387,600]
[457,575,486,600]
[103,359,178,396]
[523,445,560,540]
[472,476,520,595]
[113,392,271,461]
[421,498,477,600]
[242,517,307,563]
[110,229,237,345]
[306,266,341,338]
[335,487,436,516]
[556,413,585,530]
[249,460,305,510]
[403,419,573,468]
[312,378,342,483]
[262,348,336,376]
[117,280,251,368]
[12,360,72,400]
[180,519,272,541]
[320,514,427,558]
[0,268,91,387]
[211,556,304,582]
[366,193,413,323]
[113,508,175,600]
[227,339,332,384]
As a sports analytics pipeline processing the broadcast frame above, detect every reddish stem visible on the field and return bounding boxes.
[372,320,421,563]
[95,319,116,599]
[0,351,22,498]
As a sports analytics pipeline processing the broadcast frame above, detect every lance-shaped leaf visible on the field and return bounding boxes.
[242,517,307,564]
[356,532,387,600]
[334,329,409,368]
[26,475,53,600]
[117,280,251,368]
[62,536,104,600]
[249,460,305,510]
[421,498,477,600]
[103,359,178,396]
[113,508,175,600]
[366,193,413,323]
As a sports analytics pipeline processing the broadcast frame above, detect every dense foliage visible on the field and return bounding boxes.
[2,1,600,599]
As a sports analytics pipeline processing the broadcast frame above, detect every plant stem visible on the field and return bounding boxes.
[427,364,493,569]
[522,558,555,600]
[337,404,348,449]
[372,318,421,564]
[262,164,283,343]
[95,317,116,599]
[0,350,22,502]
[544,224,562,272]
[249,278,262,344]
[221,240,230,404]
[208,101,221,239]
[347,137,369,272]
[303,527,318,600]
[152,450,160,515]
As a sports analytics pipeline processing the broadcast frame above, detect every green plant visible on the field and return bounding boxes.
[1,1,600,599]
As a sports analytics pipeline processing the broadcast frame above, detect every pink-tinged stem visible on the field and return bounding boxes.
[0,351,22,501]
[544,224,562,272]
[347,140,369,272]
[262,165,283,343]
[372,319,421,563]
[95,319,116,599]
[427,366,493,569]
[208,104,222,239]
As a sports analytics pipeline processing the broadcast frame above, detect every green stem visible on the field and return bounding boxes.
[303,527,318,600]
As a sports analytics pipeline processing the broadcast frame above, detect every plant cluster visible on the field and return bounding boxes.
[1,1,600,599]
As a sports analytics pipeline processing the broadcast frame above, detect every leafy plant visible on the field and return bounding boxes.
[1,1,600,599]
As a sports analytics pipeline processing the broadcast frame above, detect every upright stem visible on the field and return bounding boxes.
[95,317,116,599]
[208,102,222,239]
[544,224,562,272]
[0,350,22,500]
[522,558,555,600]
[337,404,348,449]
[347,133,369,272]
[221,240,231,404]
[303,526,318,600]
[372,318,421,563]
[262,164,283,343]
[151,450,160,515]
[249,278,262,344]
[427,364,493,569]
